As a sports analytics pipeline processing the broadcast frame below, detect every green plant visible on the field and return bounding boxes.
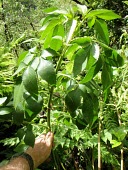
[0,2,125,169]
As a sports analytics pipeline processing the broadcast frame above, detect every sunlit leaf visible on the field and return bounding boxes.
[87,9,121,20]
[18,51,28,65]
[73,48,88,77]
[66,19,77,44]
[65,43,80,60]
[105,49,124,67]
[44,28,53,49]
[71,36,91,46]
[13,83,24,109]
[31,57,40,70]
[13,62,27,76]
[123,1,128,5]
[94,19,109,45]
[50,36,63,51]
[53,24,65,38]
[87,17,96,28]
[0,97,7,106]
[81,57,102,83]
[43,7,58,13]
[40,19,60,39]
[77,4,87,15]
[23,53,34,65]
[0,108,12,115]
[91,43,100,60]
[110,140,121,148]
[44,7,67,15]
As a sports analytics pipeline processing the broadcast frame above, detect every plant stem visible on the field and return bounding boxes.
[52,150,59,170]
[98,119,101,170]
[121,147,123,170]
[98,101,103,170]
[117,110,124,170]
[92,148,94,170]
[47,86,54,130]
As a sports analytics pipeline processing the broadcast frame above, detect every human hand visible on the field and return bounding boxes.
[25,132,54,168]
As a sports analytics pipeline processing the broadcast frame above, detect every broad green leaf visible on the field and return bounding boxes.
[73,48,88,77]
[65,87,81,115]
[87,17,96,28]
[40,14,57,26]
[82,93,93,124]
[24,125,35,147]
[84,48,96,70]
[78,84,87,94]
[101,63,113,91]
[66,61,73,74]
[112,126,127,141]
[105,49,124,67]
[14,143,28,153]
[18,51,28,65]
[71,43,98,78]
[31,57,40,70]
[87,9,121,20]
[66,80,76,90]
[77,4,87,15]
[75,111,87,130]
[13,111,24,125]
[13,83,24,109]
[66,19,77,44]
[17,129,25,141]
[48,24,65,50]
[44,28,53,49]
[43,7,58,13]
[37,58,56,85]
[110,140,121,148]
[71,36,91,46]
[25,94,43,113]
[23,53,34,65]
[50,36,63,51]
[13,62,27,76]
[91,43,100,60]
[123,1,128,5]
[102,130,112,143]
[0,107,12,115]
[41,49,57,59]
[94,19,109,45]
[65,43,80,60]
[40,19,60,39]
[53,24,65,38]
[23,66,38,98]
[82,93,98,126]
[81,57,102,83]
[0,97,7,106]
[44,7,67,15]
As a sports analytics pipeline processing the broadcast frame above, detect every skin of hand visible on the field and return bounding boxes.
[25,131,54,168]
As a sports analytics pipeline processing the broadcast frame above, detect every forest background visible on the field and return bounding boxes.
[0,0,128,169]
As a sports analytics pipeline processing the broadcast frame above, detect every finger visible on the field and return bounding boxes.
[35,133,46,143]
[46,132,54,146]
[39,133,46,138]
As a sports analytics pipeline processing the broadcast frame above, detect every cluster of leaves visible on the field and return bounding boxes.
[0,1,127,170]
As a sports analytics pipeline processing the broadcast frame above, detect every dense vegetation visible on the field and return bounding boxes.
[0,0,128,170]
